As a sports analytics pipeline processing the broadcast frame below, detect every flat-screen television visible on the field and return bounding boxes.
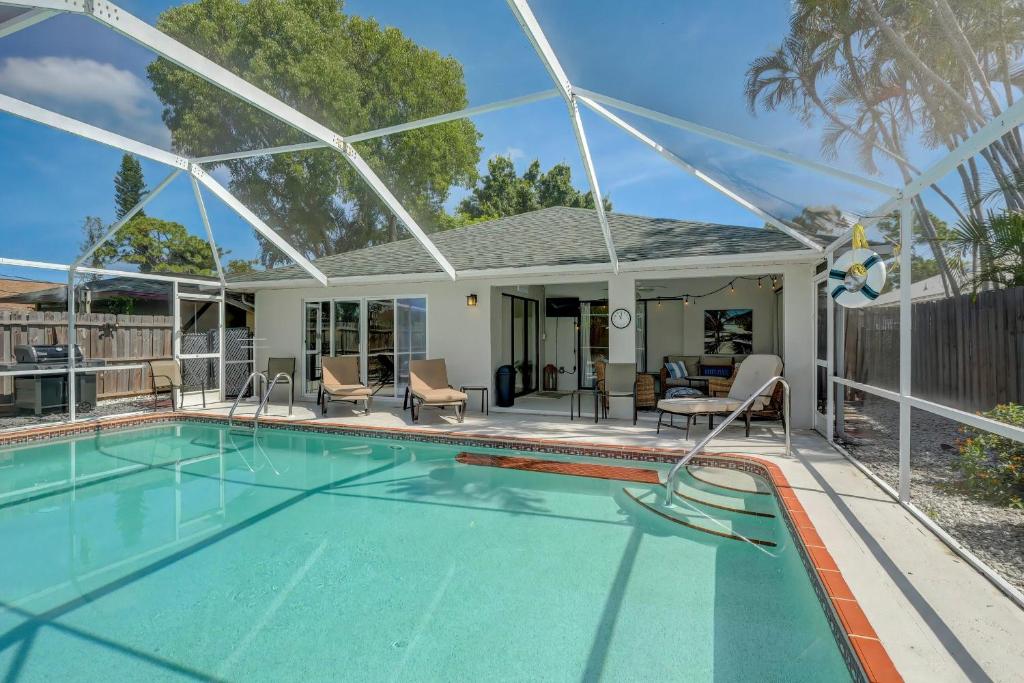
[546,297,580,318]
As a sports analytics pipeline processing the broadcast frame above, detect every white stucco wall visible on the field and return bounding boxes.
[641,276,781,363]
[249,258,818,427]
[255,279,492,400]
[781,263,816,428]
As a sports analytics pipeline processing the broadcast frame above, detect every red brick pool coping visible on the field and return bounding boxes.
[455,452,662,483]
[0,411,901,682]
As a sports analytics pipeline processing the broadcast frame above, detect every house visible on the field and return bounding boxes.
[231,207,819,426]
[0,277,62,311]
[0,275,253,328]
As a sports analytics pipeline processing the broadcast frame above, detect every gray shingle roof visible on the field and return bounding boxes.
[232,206,812,283]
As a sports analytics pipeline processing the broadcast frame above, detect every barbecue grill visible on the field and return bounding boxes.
[6,345,105,415]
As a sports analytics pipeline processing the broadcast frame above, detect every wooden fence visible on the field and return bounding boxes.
[0,311,173,401]
[841,286,1024,412]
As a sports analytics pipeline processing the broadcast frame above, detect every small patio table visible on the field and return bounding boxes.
[460,385,489,415]
[569,387,600,424]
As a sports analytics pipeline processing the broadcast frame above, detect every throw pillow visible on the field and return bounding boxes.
[700,364,733,378]
[665,361,687,379]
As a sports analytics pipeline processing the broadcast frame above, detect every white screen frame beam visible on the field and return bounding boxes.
[579,96,824,253]
[193,89,560,164]
[84,0,456,280]
[505,0,619,272]
[0,92,329,284]
[0,7,56,38]
[575,88,899,197]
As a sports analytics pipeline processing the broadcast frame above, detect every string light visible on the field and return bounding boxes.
[635,275,778,304]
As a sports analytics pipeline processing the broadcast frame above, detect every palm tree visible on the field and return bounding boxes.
[745,0,1024,295]
[951,210,1024,290]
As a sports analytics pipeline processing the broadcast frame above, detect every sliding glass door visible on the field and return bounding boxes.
[503,294,538,396]
[303,301,330,395]
[367,300,395,397]
[579,301,609,389]
[302,297,426,399]
[396,298,428,396]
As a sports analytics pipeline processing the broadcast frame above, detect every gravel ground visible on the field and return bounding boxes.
[0,395,166,432]
[836,393,1024,594]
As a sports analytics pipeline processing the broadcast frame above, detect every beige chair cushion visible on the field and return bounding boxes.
[727,354,783,410]
[416,387,468,404]
[322,356,363,388]
[658,397,742,414]
[410,359,449,394]
[324,384,371,398]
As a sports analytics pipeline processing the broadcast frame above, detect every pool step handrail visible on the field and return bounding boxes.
[663,376,790,507]
[228,370,267,431]
[251,372,293,434]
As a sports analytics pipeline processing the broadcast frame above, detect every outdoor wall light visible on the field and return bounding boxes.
[466,293,478,307]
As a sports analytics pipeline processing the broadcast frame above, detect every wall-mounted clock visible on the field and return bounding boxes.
[610,307,632,329]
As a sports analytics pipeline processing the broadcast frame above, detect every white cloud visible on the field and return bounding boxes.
[502,146,525,161]
[0,56,170,146]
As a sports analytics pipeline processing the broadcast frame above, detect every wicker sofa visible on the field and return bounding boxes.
[659,354,747,397]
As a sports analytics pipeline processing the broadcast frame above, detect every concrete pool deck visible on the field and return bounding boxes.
[50,398,1024,681]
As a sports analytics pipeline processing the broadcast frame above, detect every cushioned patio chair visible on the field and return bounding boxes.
[656,354,783,438]
[149,359,205,411]
[596,361,639,425]
[262,356,295,402]
[319,356,372,415]
[404,359,467,423]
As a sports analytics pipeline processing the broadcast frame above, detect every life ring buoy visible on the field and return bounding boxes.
[829,248,886,308]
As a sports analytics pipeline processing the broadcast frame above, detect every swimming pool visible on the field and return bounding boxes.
[0,419,863,681]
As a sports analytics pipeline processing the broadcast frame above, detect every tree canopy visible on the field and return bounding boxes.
[451,156,611,226]
[746,0,1024,295]
[95,216,221,275]
[80,153,223,277]
[114,154,146,220]
[147,0,481,267]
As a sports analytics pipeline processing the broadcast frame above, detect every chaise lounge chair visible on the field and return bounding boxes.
[404,359,468,423]
[656,354,784,438]
[319,356,372,415]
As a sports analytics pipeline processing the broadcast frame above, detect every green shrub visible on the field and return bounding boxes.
[956,403,1024,508]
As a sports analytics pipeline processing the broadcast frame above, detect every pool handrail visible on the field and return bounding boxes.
[252,371,293,434]
[228,370,267,430]
[663,376,790,507]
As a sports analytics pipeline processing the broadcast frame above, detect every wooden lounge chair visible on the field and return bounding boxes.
[319,356,371,415]
[404,359,468,423]
[149,359,205,411]
[656,354,783,438]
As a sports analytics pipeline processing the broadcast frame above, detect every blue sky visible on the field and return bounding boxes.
[0,1,958,282]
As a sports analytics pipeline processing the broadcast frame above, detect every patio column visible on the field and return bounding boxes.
[782,264,816,428]
[606,273,636,420]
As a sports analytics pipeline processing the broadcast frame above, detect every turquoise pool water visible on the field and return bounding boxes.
[0,422,851,681]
